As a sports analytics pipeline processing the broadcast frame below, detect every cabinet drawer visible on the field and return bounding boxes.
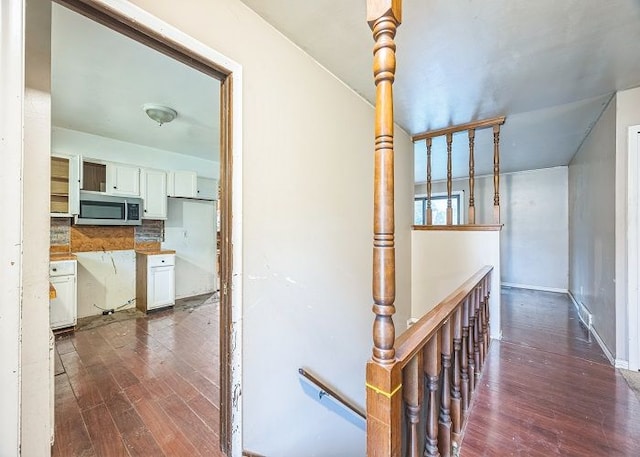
[49,260,76,277]
[147,254,175,268]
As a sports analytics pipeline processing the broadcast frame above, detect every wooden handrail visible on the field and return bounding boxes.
[394,266,493,366]
[411,116,506,142]
[298,368,366,420]
[366,265,493,456]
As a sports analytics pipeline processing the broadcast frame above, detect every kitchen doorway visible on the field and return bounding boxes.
[48,0,240,454]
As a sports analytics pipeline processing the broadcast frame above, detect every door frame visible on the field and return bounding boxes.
[628,124,640,371]
[53,0,244,454]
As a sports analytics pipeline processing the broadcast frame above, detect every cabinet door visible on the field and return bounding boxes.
[50,275,76,330]
[141,170,167,219]
[148,265,175,309]
[107,164,140,196]
[196,177,218,200]
[167,171,197,198]
[68,155,81,215]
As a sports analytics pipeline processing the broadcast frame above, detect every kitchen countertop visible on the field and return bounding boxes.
[50,253,77,261]
[135,249,176,256]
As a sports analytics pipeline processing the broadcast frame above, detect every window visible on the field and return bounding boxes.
[414,192,464,225]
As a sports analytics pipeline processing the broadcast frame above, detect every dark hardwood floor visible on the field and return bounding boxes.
[52,298,222,457]
[461,287,640,456]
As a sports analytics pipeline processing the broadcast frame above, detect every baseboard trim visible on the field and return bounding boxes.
[590,326,615,365]
[567,291,593,331]
[501,282,568,294]
[615,359,630,370]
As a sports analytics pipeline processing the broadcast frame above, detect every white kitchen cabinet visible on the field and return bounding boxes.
[167,171,197,198]
[196,177,218,200]
[141,169,167,219]
[136,252,175,312]
[107,163,140,196]
[49,260,77,330]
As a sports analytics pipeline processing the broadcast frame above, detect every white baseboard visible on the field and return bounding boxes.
[501,282,568,294]
[615,359,630,370]
[591,326,615,365]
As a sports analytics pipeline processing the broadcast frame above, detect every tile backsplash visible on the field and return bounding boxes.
[50,218,164,252]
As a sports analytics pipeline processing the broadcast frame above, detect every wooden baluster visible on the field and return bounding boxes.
[461,297,470,413]
[446,133,453,225]
[451,308,462,445]
[482,278,489,356]
[474,287,482,380]
[478,289,485,370]
[424,333,441,457]
[467,293,476,394]
[468,129,476,224]
[493,124,501,224]
[426,137,433,225]
[439,320,452,457]
[366,3,403,456]
[403,355,423,457]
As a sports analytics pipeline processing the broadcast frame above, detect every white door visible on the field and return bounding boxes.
[50,275,76,329]
[107,164,140,196]
[68,155,82,214]
[142,170,167,219]
[149,265,175,309]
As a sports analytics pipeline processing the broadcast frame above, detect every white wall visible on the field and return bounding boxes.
[164,198,217,299]
[52,126,219,179]
[615,86,640,361]
[76,251,137,318]
[416,167,569,290]
[0,1,24,452]
[411,230,501,339]
[128,1,414,456]
[569,96,616,355]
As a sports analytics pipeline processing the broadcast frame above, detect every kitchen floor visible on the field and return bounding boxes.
[52,293,223,457]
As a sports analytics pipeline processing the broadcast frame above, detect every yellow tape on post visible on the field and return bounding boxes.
[366,382,402,399]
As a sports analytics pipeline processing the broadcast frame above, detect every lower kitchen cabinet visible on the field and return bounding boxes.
[136,251,176,312]
[50,259,77,330]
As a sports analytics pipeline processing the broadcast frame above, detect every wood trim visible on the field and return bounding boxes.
[394,266,493,367]
[411,116,506,142]
[219,73,234,456]
[53,1,235,453]
[412,224,503,232]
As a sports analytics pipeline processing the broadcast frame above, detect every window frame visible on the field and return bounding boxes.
[414,190,465,225]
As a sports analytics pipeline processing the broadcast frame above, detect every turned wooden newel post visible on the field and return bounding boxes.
[426,137,433,225]
[368,0,401,365]
[446,133,453,225]
[493,125,501,224]
[468,129,476,224]
[366,2,403,456]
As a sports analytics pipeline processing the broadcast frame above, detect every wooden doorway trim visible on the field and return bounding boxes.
[53,1,243,454]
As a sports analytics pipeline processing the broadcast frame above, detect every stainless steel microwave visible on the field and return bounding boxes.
[75,191,142,226]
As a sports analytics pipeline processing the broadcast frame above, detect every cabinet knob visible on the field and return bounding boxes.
[161,260,165,263]
[113,186,117,189]
[52,268,57,272]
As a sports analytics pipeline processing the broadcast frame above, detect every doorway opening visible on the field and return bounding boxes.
[48,0,238,454]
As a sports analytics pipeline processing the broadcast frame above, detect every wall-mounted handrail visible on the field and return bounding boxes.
[298,368,366,420]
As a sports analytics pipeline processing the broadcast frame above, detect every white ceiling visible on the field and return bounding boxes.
[51,4,220,162]
[240,0,640,181]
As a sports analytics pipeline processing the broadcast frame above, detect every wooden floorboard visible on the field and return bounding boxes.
[52,299,220,457]
[460,287,640,456]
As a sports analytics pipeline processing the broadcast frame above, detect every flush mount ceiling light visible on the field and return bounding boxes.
[142,103,177,126]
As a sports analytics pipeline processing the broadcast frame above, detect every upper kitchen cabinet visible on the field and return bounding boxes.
[141,169,168,219]
[106,163,140,196]
[167,170,197,198]
[82,159,139,196]
[196,177,218,201]
[50,155,81,216]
